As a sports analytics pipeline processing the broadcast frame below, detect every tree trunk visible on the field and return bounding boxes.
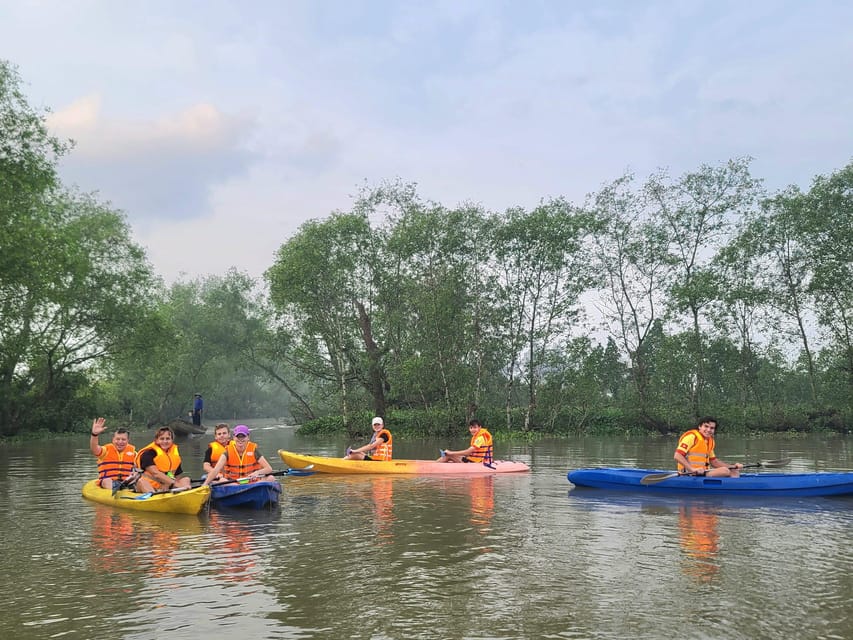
[354,301,386,417]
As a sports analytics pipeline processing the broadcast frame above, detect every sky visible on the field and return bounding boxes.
[2,0,851,284]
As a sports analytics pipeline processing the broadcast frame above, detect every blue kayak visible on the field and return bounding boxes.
[210,480,282,509]
[567,468,853,497]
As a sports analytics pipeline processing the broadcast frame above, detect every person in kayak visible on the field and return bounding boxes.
[202,423,232,481]
[344,416,393,460]
[674,417,743,477]
[438,419,493,464]
[134,426,192,492]
[89,417,137,489]
[203,424,275,484]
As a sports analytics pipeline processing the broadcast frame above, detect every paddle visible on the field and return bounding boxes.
[119,486,195,500]
[111,472,142,497]
[194,465,315,487]
[640,458,792,486]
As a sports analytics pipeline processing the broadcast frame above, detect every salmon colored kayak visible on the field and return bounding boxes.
[81,479,211,514]
[278,449,530,474]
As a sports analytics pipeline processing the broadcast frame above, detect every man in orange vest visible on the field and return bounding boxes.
[438,419,493,464]
[89,417,137,488]
[135,426,192,493]
[203,424,275,483]
[674,416,743,477]
[203,423,232,481]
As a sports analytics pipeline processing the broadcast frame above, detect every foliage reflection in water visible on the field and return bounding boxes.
[1,427,852,639]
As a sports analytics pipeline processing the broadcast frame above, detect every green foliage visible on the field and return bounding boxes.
[2,60,851,438]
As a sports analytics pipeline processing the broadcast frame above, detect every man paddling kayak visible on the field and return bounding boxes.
[674,416,743,478]
[203,424,275,484]
[437,419,493,464]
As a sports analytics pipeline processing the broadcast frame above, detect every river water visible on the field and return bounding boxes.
[0,422,851,640]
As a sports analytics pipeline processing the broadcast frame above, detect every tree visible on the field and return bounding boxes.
[384,199,498,417]
[645,158,761,417]
[589,173,672,422]
[493,199,594,430]
[802,162,853,410]
[266,210,383,432]
[710,224,771,418]
[1,189,157,434]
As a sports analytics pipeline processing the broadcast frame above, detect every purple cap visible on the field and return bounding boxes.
[233,425,250,437]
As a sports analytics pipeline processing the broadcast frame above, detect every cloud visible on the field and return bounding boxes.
[6,0,851,285]
[47,95,257,224]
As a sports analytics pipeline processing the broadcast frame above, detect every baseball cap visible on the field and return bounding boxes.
[233,425,251,437]
[372,417,384,426]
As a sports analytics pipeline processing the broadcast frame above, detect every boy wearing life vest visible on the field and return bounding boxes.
[134,426,192,493]
[438,419,493,464]
[203,423,232,480]
[344,416,393,460]
[674,417,743,477]
[203,425,275,484]
[89,417,137,489]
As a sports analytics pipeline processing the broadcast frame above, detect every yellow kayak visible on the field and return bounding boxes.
[279,450,530,474]
[81,479,211,514]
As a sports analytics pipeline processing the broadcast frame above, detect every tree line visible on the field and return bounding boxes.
[2,60,850,438]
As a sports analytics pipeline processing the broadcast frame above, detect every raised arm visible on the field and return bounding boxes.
[89,417,106,456]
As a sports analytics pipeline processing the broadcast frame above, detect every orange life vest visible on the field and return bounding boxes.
[208,440,228,466]
[675,429,715,472]
[223,441,262,480]
[96,443,137,481]
[370,429,393,461]
[135,442,182,490]
[467,428,493,463]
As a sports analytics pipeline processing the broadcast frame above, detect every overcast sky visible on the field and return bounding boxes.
[3,0,851,284]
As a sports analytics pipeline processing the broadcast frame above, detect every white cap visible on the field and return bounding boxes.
[372,416,384,425]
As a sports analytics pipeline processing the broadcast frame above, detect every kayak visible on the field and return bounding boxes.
[567,468,853,497]
[210,480,282,509]
[82,479,211,514]
[278,450,530,474]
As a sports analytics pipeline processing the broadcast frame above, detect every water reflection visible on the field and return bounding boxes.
[677,503,720,584]
[90,507,138,578]
[468,475,495,533]
[370,476,395,544]
[4,429,853,640]
[206,510,259,582]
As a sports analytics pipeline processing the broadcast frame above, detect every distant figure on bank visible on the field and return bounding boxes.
[89,417,137,489]
[192,393,204,426]
[438,419,493,464]
[203,423,231,481]
[203,425,275,484]
[134,426,192,493]
[344,416,393,460]
[674,416,743,478]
